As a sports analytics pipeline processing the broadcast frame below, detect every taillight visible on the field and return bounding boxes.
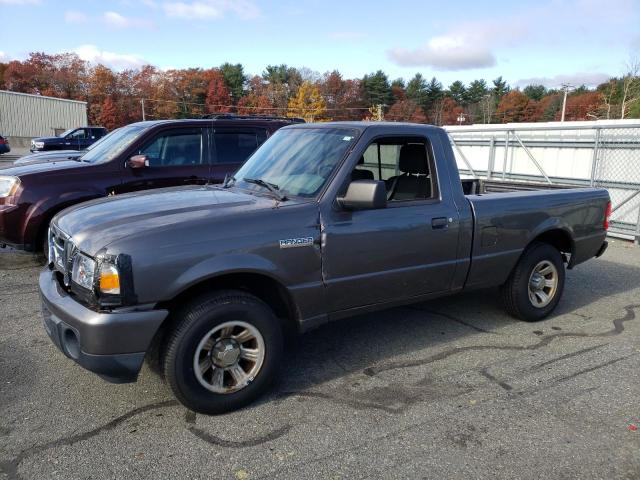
[604,201,612,230]
[0,138,5,145]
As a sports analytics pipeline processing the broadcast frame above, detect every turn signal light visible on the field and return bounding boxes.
[99,264,121,295]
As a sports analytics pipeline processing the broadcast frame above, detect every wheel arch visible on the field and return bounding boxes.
[146,271,300,373]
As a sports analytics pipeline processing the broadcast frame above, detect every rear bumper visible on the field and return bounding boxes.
[39,268,169,383]
[595,240,608,258]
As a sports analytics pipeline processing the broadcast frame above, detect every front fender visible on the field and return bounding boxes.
[170,253,287,299]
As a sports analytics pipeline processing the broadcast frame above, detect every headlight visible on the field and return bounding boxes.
[34,141,44,148]
[71,253,95,290]
[0,176,19,198]
[99,263,121,295]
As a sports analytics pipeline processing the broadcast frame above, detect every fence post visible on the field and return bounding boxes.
[488,136,495,179]
[502,131,509,180]
[590,128,600,187]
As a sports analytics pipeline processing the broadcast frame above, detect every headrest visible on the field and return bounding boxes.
[399,144,428,174]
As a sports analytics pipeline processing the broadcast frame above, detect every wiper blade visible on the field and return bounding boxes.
[243,177,287,201]
[223,173,236,188]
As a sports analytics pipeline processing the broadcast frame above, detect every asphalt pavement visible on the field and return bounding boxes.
[1,239,639,479]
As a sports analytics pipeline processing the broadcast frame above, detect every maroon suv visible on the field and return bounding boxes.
[0,116,302,252]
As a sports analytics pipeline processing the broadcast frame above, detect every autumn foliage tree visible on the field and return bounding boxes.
[287,81,327,122]
[205,70,232,113]
[0,49,633,128]
[98,96,118,130]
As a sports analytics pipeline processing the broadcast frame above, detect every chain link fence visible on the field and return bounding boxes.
[445,122,640,244]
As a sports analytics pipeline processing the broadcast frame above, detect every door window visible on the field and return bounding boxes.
[214,130,267,164]
[353,138,436,202]
[139,128,204,167]
[68,129,87,140]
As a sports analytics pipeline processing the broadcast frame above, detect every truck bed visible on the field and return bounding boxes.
[460,178,609,290]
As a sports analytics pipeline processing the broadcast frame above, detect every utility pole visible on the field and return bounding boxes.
[141,98,146,121]
[560,84,573,122]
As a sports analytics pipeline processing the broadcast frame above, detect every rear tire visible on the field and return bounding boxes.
[163,290,283,414]
[500,242,565,322]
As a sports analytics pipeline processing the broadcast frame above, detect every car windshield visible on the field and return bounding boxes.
[60,128,75,138]
[80,124,148,164]
[233,127,358,198]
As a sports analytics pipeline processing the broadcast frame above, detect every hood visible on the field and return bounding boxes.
[0,159,88,176]
[54,186,280,256]
[32,136,62,143]
[15,150,83,165]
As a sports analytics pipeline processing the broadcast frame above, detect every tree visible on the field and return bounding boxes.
[287,81,327,122]
[495,90,530,123]
[391,78,406,102]
[205,70,232,113]
[426,77,445,124]
[219,63,245,102]
[466,79,489,104]
[406,73,429,112]
[441,97,466,125]
[492,76,509,101]
[361,70,392,106]
[237,94,274,115]
[561,91,604,121]
[386,99,426,122]
[99,96,118,130]
[447,81,467,106]
[620,57,640,119]
[523,84,547,101]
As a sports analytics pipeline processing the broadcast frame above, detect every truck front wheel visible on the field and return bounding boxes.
[163,290,283,414]
[500,242,565,322]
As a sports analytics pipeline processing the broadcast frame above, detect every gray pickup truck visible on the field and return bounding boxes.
[39,122,610,414]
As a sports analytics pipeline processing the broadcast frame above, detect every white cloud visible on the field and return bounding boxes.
[388,20,525,71]
[517,72,612,89]
[103,11,153,28]
[73,44,148,70]
[64,10,87,23]
[0,51,7,61]
[0,0,40,4]
[162,0,259,20]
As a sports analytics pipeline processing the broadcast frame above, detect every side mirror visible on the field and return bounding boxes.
[337,180,387,210]
[127,154,149,168]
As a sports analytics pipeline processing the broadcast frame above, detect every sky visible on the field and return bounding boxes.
[1,0,639,89]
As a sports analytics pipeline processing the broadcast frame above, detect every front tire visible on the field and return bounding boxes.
[500,242,565,322]
[163,290,283,414]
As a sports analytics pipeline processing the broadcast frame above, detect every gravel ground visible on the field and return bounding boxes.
[1,239,639,479]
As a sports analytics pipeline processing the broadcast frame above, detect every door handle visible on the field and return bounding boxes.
[431,217,449,229]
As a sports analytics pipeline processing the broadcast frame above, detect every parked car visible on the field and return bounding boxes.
[30,127,108,152]
[0,135,10,155]
[39,122,610,414]
[0,116,301,252]
[16,129,119,165]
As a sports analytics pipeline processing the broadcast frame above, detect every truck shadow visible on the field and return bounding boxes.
[271,256,640,412]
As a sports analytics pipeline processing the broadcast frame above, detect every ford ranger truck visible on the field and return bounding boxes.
[39,122,610,414]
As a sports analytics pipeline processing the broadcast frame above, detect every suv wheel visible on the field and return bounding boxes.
[500,242,565,322]
[163,290,283,414]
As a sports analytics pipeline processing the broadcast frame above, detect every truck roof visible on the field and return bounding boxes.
[281,121,444,133]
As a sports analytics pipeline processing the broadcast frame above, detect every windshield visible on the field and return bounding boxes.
[80,124,148,164]
[233,127,358,198]
[60,128,75,138]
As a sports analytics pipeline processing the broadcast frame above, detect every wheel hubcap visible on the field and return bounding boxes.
[193,321,265,394]
[528,260,558,308]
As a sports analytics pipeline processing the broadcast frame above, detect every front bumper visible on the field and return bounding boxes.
[39,268,169,383]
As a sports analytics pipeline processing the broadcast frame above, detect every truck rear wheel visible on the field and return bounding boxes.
[500,242,565,322]
[163,290,283,414]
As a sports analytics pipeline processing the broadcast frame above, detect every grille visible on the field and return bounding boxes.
[49,225,76,286]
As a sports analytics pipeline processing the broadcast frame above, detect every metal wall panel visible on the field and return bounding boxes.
[0,90,88,138]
